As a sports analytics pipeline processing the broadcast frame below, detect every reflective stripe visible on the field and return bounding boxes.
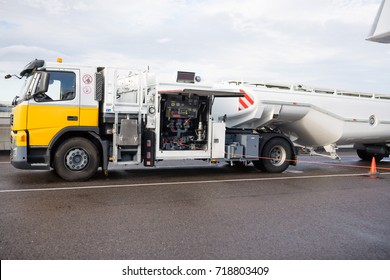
[238,89,254,111]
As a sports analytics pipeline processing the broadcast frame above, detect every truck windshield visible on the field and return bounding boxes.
[19,74,34,101]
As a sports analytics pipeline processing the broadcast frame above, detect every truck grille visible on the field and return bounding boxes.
[10,113,13,127]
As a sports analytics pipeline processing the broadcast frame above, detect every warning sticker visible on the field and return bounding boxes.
[82,74,93,84]
[83,86,92,94]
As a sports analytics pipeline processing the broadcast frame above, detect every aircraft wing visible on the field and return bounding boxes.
[367,0,390,43]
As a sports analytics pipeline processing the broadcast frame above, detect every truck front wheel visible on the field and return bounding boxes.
[254,138,292,173]
[53,137,99,181]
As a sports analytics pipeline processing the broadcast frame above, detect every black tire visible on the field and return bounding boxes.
[53,137,99,181]
[255,138,292,173]
[356,149,384,162]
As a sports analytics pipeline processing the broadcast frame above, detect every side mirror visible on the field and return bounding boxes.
[34,72,50,95]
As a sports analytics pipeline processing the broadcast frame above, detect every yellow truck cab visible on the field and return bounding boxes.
[11,59,101,180]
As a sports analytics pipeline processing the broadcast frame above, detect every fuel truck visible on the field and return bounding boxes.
[7,59,390,181]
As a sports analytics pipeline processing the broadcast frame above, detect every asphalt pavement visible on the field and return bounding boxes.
[0,151,389,259]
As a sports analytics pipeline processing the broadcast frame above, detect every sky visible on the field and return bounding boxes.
[0,0,389,103]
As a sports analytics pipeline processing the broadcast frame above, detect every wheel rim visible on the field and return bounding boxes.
[269,145,287,166]
[65,148,89,171]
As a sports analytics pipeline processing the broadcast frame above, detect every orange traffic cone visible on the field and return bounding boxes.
[369,157,379,178]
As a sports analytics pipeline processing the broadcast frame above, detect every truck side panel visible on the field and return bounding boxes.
[27,104,80,146]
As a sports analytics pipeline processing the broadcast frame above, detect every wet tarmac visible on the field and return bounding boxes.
[0,151,389,259]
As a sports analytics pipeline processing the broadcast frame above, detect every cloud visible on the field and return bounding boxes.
[0,0,389,102]
[157,38,172,44]
[25,0,71,15]
[0,45,65,73]
[0,45,61,57]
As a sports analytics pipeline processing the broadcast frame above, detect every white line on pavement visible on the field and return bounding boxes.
[1,172,389,194]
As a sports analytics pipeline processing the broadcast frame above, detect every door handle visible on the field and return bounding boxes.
[67,116,78,121]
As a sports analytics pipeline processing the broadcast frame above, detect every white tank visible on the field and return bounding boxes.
[213,83,390,147]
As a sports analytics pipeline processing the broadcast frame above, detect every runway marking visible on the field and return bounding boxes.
[0,172,389,194]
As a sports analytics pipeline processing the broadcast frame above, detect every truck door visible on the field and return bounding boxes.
[27,70,80,147]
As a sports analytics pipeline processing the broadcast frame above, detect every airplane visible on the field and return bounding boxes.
[367,0,390,43]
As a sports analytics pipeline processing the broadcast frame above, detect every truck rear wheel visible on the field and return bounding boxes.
[254,138,292,173]
[53,137,99,181]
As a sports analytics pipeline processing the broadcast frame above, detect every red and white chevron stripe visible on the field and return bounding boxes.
[238,89,254,111]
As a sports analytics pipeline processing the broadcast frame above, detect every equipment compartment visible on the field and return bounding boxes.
[159,93,209,150]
